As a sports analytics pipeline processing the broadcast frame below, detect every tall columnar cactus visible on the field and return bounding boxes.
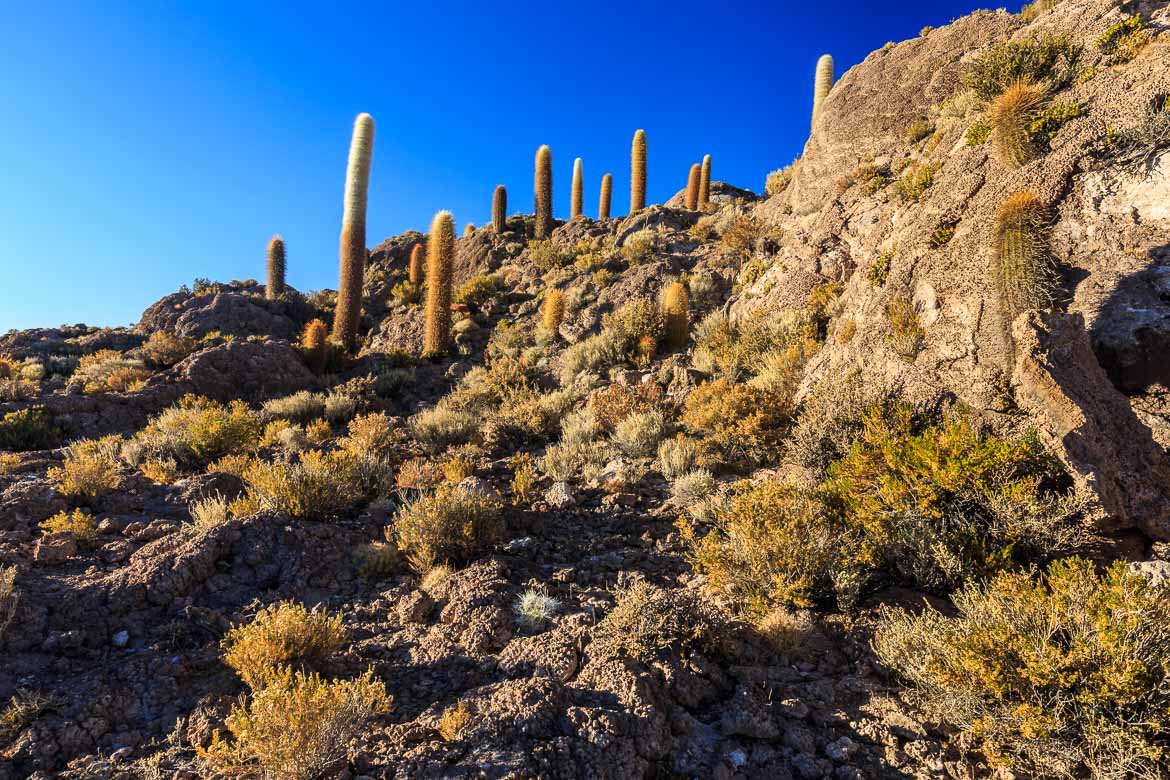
[534,145,553,239]
[333,112,375,351]
[571,158,584,219]
[990,80,1048,169]
[698,155,712,208]
[630,129,647,214]
[492,185,507,233]
[541,288,565,335]
[662,282,690,349]
[684,164,701,210]
[995,191,1056,323]
[408,244,424,286]
[301,318,330,375]
[464,223,475,237]
[266,235,286,300]
[812,54,834,129]
[599,173,613,220]
[424,211,455,356]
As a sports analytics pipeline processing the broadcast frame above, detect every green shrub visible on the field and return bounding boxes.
[1096,15,1150,64]
[963,34,1080,100]
[893,162,939,202]
[905,118,934,143]
[602,298,665,348]
[965,118,992,145]
[391,485,503,571]
[867,249,893,286]
[527,240,582,272]
[928,223,956,248]
[875,558,1170,777]
[454,274,501,311]
[0,407,57,452]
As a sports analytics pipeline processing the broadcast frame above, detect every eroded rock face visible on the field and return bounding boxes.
[137,286,310,341]
[154,338,316,402]
[1012,311,1170,539]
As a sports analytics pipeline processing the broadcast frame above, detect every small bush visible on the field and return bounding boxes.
[658,434,703,479]
[867,249,893,287]
[620,230,658,264]
[721,215,761,259]
[141,331,197,368]
[454,274,501,311]
[262,391,326,423]
[39,508,100,548]
[509,453,537,504]
[558,330,625,385]
[134,395,262,468]
[963,34,1080,100]
[47,435,123,499]
[140,456,179,483]
[408,404,481,453]
[886,294,924,360]
[0,407,56,452]
[928,223,956,248]
[69,350,152,393]
[893,162,939,202]
[787,372,894,478]
[589,383,663,432]
[527,240,582,272]
[0,689,62,746]
[602,298,664,348]
[612,409,667,459]
[669,469,722,522]
[692,309,819,383]
[965,118,992,145]
[1097,15,1150,64]
[340,412,396,459]
[233,449,392,520]
[221,601,345,689]
[540,439,610,482]
[765,162,797,196]
[198,667,391,780]
[0,565,16,642]
[875,558,1170,777]
[514,589,561,629]
[438,700,472,741]
[391,485,503,571]
[905,118,934,143]
[190,493,232,528]
[595,577,724,662]
[681,380,787,468]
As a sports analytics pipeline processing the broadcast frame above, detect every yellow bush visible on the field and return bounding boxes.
[140,457,179,484]
[134,395,262,468]
[221,602,346,689]
[234,449,392,520]
[601,298,664,348]
[0,407,57,452]
[198,667,391,780]
[681,380,787,468]
[886,294,924,360]
[141,331,197,368]
[875,558,1170,777]
[339,412,394,458]
[70,350,152,393]
[509,453,537,505]
[595,577,724,662]
[438,700,472,741]
[1097,15,1150,64]
[721,215,760,259]
[39,509,99,548]
[47,435,123,499]
[390,485,502,572]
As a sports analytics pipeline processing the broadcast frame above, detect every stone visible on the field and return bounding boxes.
[544,481,574,509]
[112,630,130,648]
[34,532,78,564]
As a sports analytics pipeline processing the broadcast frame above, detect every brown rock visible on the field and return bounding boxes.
[34,532,78,564]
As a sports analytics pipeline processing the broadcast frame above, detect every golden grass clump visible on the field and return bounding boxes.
[39,508,100,548]
[390,485,502,572]
[221,601,345,689]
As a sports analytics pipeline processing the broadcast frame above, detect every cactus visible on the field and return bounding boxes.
[464,223,475,237]
[684,163,701,210]
[661,282,690,349]
[301,318,330,375]
[408,244,424,286]
[698,155,712,208]
[630,129,647,214]
[599,173,613,220]
[995,191,1056,322]
[990,80,1048,168]
[534,145,553,239]
[332,113,375,351]
[492,185,507,233]
[541,289,565,335]
[266,235,286,300]
[423,211,455,356]
[571,157,584,219]
[812,54,834,129]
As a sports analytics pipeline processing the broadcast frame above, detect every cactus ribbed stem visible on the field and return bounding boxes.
[630,129,646,214]
[408,244,424,286]
[662,282,690,349]
[266,236,286,300]
[599,173,613,220]
[423,211,455,356]
[685,164,701,210]
[534,145,553,239]
[541,289,565,335]
[333,113,375,351]
[301,318,329,374]
[571,158,584,219]
[995,191,1056,323]
[698,155,712,208]
[990,80,1048,169]
[492,185,507,233]
[812,55,834,129]
[464,223,475,237]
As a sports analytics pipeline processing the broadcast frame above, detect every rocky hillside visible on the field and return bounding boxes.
[1,1,1169,778]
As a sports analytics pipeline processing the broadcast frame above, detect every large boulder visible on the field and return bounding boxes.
[156,338,316,402]
[137,285,309,341]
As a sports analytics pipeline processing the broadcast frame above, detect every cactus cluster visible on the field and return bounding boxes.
[333,113,376,351]
[424,211,455,357]
[599,173,613,220]
[492,185,507,233]
[534,145,553,239]
[266,236,286,300]
[661,282,690,349]
[571,158,584,219]
[464,223,475,237]
[812,54,834,128]
[990,80,1048,168]
[630,129,647,214]
[685,164,701,210]
[995,191,1056,322]
[698,155,712,209]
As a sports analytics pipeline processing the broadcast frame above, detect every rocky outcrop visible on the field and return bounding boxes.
[155,338,316,402]
[137,285,312,341]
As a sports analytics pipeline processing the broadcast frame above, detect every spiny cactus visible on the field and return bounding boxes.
[409,244,424,286]
[492,185,507,233]
[684,164,701,210]
[630,129,647,214]
[599,173,613,220]
[698,155,712,209]
[534,145,553,239]
[266,235,286,300]
[995,191,1056,322]
[571,158,584,219]
[301,318,330,375]
[662,282,690,349]
[812,54,834,129]
[990,79,1048,168]
[333,112,375,351]
[424,211,455,357]
[464,223,475,237]
[541,289,565,335]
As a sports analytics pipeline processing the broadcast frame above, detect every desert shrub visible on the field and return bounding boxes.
[965,118,992,145]
[540,439,610,482]
[355,541,400,580]
[681,380,788,468]
[390,278,421,304]
[454,274,501,311]
[133,395,262,468]
[323,390,358,424]
[438,700,472,741]
[408,404,481,453]
[825,406,1085,591]
[198,667,391,780]
[0,690,63,745]
[141,331,197,368]
[233,449,392,520]
[396,457,442,490]
[391,485,503,571]
[588,383,663,432]
[340,412,395,458]
[191,493,232,528]
[746,331,821,399]
[68,350,152,393]
[620,229,659,264]
[657,434,703,479]
[221,601,345,689]
[0,407,56,452]
[1096,15,1150,64]
[39,508,100,548]
[1106,95,1170,168]
[867,249,893,286]
[721,215,761,259]
[0,565,16,642]
[560,406,602,445]
[262,391,326,423]
[47,435,123,499]
[692,309,819,383]
[765,162,797,196]
[595,577,724,662]
[963,34,1080,100]
[886,294,924,360]
[527,240,582,272]
[612,409,667,459]
[669,469,724,522]
[687,480,850,613]
[892,162,939,202]
[875,558,1170,777]
[601,298,664,348]
[509,453,537,504]
[787,372,895,477]
[439,444,481,483]
[514,589,561,629]
[905,118,934,143]
[558,330,625,385]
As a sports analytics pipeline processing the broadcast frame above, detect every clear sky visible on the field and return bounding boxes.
[0,0,1002,332]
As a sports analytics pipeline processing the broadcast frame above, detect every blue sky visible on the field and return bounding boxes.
[0,1,1001,331]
